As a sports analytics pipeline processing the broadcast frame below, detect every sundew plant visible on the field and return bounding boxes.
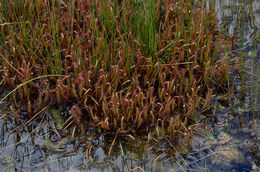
[0,0,237,145]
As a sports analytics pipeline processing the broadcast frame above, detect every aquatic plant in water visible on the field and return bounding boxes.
[0,0,236,146]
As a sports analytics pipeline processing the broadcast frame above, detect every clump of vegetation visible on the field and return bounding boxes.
[0,0,235,144]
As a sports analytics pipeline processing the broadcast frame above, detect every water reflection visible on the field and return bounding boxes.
[0,109,188,171]
[184,0,260,171]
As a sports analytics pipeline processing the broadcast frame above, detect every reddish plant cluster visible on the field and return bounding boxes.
[0,0,234,143]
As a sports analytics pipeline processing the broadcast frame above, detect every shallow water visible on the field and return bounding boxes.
[0,0,260,171]
[185,0,260,171]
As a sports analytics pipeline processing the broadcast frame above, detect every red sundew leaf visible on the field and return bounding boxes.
[150,111,155,124]
[101,117,110,131]
[38,92,42,109]
[134,108,140,125]
[143,104,148,120]
[72,83,78,99]
[56,88,61,103]
[10,106,20,119]
[71,105,82,125]
[203,87,213,109]
[167,117,174,134]
[137,117,143,129]
[120,116,125,131]
[113,118,117,128]
[150,100,155,112]
[126,111,131,122]
[138,92,144,107]
[28,100,31,115]
[164,100,171,116]
[102,102,108,117]
[158,88,165,102]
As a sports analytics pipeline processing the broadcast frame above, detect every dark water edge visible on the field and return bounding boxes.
[184,0,260,171]
[0,0,260,171]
